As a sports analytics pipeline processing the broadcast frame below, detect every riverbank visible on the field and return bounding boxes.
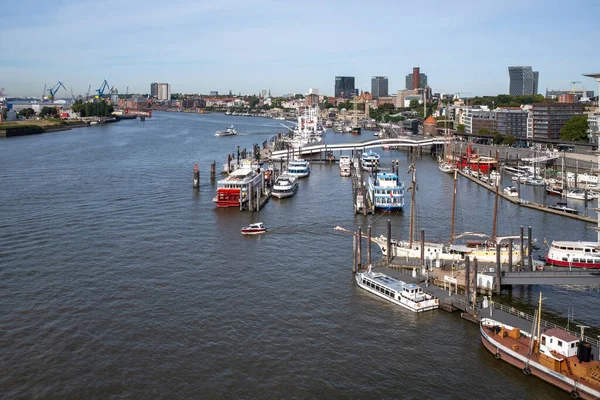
[1,119,105,138]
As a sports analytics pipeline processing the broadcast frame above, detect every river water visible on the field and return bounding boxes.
[1,112,599,399]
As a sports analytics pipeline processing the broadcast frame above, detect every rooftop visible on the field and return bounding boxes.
[543,328,579,342]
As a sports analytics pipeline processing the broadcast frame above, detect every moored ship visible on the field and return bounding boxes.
[454,143,497,172]
[213,165,263,208]
[545,241,600,268]
[480,293,600,399]
[367,171,404,212]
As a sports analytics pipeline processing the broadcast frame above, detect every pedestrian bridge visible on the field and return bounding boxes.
[500,270,600,285]
[270,136,449,160]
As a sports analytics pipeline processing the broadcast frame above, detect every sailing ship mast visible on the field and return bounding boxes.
[450,169,457,244]
[408,163,416,248]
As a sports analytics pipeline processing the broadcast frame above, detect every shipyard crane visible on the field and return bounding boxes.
[570,81,582,94]
[47,81,67,101]
[41,84,47,102]
[85,85,91,98]
[95,79,110,98]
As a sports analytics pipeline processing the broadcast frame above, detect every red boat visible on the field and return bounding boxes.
[241,223,266,235]
[455,143,497,173]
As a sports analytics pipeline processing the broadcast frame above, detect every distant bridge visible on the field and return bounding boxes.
[500,269,600,285]
[270,136,449,160]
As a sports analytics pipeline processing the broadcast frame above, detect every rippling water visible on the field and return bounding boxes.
[0,112,597,398]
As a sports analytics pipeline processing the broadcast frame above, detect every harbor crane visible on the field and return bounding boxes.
[41,84,47,101]
[85,85,91,98]
[570,81,582,94]
[96,79,110,98]
[47,81,67,101]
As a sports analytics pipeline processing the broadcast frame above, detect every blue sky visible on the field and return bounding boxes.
[2,0,600,98]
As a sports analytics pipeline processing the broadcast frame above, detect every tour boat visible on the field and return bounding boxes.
[545,240,600,268]
[271,173,299,199]
[480,293,600,400]
[339,155,351,177]
[213,166,263,208]
[215,125,237,136]
[503,186,519,197]
[361,150,380,171]
[454,143,497,172]
[355,266,438,313]
[367,172,404,212]
[241,222,266,235]
[548,203,579,215]
[287,159,310,178]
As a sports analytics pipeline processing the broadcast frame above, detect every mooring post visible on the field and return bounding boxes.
[508,239,513,272]
[519,225,525,271]
[210,161,216,181]
[237,146,240,165]
[193,163,200,188]
[352,233,357,273]
[473,257,479,302]
[386,219,392,266]
[495,243,501,295]
[357,227,362,271]
[367,225,372,267]
[528,226,533,271]
[420,229,425,272]
[465,256,471,304]
[227,153,231,174]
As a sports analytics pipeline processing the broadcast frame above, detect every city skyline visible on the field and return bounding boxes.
[2,0,600,98]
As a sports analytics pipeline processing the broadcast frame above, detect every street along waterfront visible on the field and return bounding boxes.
[1,111,598,398]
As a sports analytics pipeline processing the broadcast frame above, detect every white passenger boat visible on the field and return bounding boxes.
[367,172,404,211]
[503,186,519,197]
[215,125,237,136]
[286,106,326,148]
[361,150,380,171]
[287,159,310,178]
[213,165,263,208]
[339,155,351,177]
[355,266,438,312]
[545,240,600,268]
[241,222,266,235]
[271,173,299,198]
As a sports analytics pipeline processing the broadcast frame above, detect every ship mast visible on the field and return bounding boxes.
[408,163,416,248]
[492,150,500,242]
[450,168,457,244]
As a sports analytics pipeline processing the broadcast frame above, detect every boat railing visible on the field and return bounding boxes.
[492,302,599,348]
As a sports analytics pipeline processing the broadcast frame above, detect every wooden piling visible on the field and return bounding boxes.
[473,258,478,302]
[420,230,425,269]
[465,256,471,303]
[367,226,372,267]
[357,227,362,271]
[520,226,525,270]
[193,163,200,188]
[508,239,513,272]
[495,243,501,295]
[528,226,533,271]
[352,233,357,273]
[210,161,216,181]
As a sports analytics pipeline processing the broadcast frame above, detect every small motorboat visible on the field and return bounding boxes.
[241,222,266,235]
[545,186,563,196]
[215,125,237,137]
[548,203,579,215]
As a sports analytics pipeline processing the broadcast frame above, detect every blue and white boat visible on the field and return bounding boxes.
[361,150,380,171]
[367,171,404,211]
[287,159,310,178]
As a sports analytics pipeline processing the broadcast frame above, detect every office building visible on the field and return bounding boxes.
[157,83,171,101]
[150,83,159,98]
[464,108,495,134]
[531,102,583,139]
[334,76,355,99]
[405,67,427,90]
[508,66,539,96]
[371,76,388,99]
[495,109,529,138]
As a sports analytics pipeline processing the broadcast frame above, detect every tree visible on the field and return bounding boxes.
[39,106,58,118]
[18,108,36,118]
[457,124,465,133]
[492,131,504,144]
[478,128,490,136]
[409,99,420,109]
[560,115,588,141]
[503,135,517,146]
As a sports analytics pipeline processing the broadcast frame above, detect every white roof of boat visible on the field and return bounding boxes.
[551,240,599,247]
[363,272,407,292]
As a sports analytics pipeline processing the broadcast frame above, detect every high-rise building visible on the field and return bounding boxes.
[405,68,427,90]
[371,76,388,99]
[334,76,355,98]
[150,82,158,98]
[508,66,539,96]
[157,83,171,101]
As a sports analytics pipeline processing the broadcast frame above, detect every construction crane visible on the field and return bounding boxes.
[47,81,67,101]
[85,85,91,98]
[42,84,47,102]
[96,80,110,98]
[570,81,582,94]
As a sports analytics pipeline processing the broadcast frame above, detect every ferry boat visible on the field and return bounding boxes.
[287,159,310,178]
[480,293,600,400]
[339,155,351,177]
[545,240,600,268]
[454,143,497,173]
[215,125,237,136]
[213,166,263,208]
[271,173,299,199]
[241,222,266,235]
[355,266,438,313]
[361,150,380,171]
[367,172,404,212]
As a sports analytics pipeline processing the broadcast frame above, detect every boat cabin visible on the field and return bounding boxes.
[400,283,427,302]
[540,328,579,358]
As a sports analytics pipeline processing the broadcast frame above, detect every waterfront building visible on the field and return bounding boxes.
[405,67,427,90]
[156,83,171,101]
[531,102,583,139]
[464,107,494,134]
[546,89,594,101]
[508,66,539,96]
[495,108,529,139]
[335,76,355,99]
[150,83,158,98]
[371,76,388,99]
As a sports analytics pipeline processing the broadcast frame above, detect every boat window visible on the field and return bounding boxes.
[550,338,553,343]
[541,336,546,346]
[585,248,591,253]
[571,343,576,348]
[562,258,568,261]
[557,340,563,347]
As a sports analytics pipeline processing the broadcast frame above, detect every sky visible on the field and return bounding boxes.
[2,0,600,98]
